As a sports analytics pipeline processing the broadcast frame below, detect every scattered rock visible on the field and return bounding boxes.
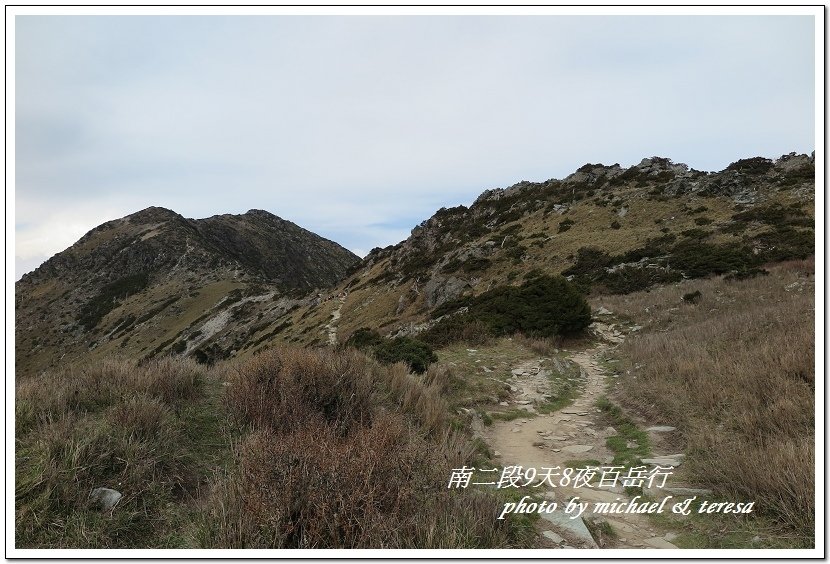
[596,307,613,316]
[511,428,522,433]
[539,511,598,548]
[532,441,546,447]
[89,487,122,511]
[642,456,683,467]
[493,450,502,457]
[543,530,564,544]
[646,425,677,433]
[562,444,594,454]
[644,536,679,549]
[664,532,679,542]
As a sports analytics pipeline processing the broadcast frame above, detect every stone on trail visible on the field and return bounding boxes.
[644,537,679,549]
[646,425,677,433]
[543,530,564,544]
[642,455,684,467]
[89,487,122,510]
[532,441,546,447]
[539,511,598,548]
[562,444,594,454]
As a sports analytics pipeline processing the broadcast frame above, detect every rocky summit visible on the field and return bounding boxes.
[15,207,359,376]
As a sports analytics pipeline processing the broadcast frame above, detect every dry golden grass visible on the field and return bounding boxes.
[15,358,212,548]
[197,346,533,548]
[598,258,815,538]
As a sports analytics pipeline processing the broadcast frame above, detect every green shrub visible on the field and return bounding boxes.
[562,247,614,278]
[732,203,812,228]
[462,257,491,273]
[345,328,384,350]
[598,266,682,295]
[345,329,436,374]
[725,268,770,282]
[610,220,621,230]
[726,156,774,175]
[670,240,756,278]
[752,227,814,262]
[558,218,575,233]
[682,290,702,304]
[373,338,438,374]
[432,275,591,339]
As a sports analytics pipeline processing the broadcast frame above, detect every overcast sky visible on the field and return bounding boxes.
[14,13,816,278]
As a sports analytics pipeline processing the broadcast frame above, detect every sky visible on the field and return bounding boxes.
[13,12,817,279]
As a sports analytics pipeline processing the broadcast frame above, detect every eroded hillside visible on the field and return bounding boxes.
[15,207,359,376]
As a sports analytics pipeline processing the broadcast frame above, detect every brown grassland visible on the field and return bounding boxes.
[15,348,536,549]
[597,258,815,543]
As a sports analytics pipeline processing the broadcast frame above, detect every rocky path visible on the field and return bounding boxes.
[483,331,685,550]
[325,295,346,346]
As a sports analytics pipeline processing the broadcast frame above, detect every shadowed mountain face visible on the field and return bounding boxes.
[15,207,359,376]
[20,207,358,290]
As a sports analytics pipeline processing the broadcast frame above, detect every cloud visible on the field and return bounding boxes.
[13,14,816,279]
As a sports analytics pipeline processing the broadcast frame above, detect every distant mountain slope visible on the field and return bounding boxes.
[15,207,359,376]
[15,153,814,376]
[273,153,814,348]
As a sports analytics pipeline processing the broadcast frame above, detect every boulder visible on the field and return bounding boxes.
[89,487,122,511]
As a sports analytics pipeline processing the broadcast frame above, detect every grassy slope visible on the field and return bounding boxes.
[594,258,815,546]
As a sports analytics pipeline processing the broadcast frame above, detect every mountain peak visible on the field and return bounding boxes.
[126,206,182,223]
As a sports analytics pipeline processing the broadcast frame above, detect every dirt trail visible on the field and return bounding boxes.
[484,328,681,550]
[325,295,346,346]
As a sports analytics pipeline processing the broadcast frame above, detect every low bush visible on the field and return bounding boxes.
[373,338,438,374]
[197,347,534,549]
[558,218,575,233]
[681,290,702,304]
[345,328,437,374]
[432,275,591,340]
